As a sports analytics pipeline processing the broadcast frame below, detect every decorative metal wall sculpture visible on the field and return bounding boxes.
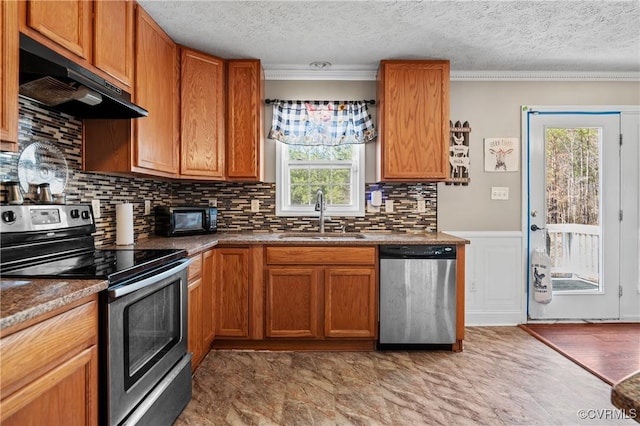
[447,120,471,185]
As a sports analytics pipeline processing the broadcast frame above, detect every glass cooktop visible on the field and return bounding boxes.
[1,249,187,284]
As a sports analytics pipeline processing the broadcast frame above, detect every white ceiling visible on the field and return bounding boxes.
[137,0,640,77]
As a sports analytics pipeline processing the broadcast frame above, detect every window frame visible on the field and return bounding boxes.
[275,142,365,217]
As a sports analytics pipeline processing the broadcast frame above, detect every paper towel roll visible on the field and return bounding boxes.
[116,203,134,245]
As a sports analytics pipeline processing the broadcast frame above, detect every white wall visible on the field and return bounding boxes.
[448,231,524,325]
[439,80,640,232]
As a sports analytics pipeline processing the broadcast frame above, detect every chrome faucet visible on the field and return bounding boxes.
[314,189,326,233]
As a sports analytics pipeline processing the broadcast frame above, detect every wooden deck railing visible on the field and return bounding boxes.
[546,224,599,283]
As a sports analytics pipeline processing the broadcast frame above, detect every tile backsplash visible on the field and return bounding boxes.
[0,98,437,246]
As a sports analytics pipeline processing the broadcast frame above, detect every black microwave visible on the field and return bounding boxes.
[154,206,217,237]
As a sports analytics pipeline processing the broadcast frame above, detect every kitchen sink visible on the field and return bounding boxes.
[276,232,366,240]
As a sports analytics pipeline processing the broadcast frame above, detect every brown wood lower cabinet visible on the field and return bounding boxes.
[0,296,98,425]
[266,267,320,338]
[201,250,216,347]
[264,246,377,343]
[324,267,376,338]
[215,247,250,338]
[187,274,203,367]
[187,250,216,370]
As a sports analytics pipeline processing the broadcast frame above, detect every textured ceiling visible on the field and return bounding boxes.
[137,0,640,73]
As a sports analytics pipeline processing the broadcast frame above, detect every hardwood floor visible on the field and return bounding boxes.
[519,323,640,385]
[175,327,637,425]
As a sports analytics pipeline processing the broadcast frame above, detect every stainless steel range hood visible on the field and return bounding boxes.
[19,34,148,119]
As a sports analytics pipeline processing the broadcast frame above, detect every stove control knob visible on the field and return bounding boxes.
[70,209,80,219]
[81,210,90,220]
[2,210,16,223]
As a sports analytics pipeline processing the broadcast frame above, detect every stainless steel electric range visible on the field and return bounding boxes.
[1,204,192,426]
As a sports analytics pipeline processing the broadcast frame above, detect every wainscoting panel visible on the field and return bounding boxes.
[446,231,525,325]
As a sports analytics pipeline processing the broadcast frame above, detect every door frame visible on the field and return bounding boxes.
[520,105,639,323]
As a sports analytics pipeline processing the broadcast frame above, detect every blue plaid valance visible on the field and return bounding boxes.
[268,100,376,146]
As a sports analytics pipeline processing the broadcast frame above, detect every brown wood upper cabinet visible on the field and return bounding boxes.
[83,4,179,178]
[377,60,450,182]
[19,0,134,90]
[180,48,226,180]
[1,0,19,151]
[226,59,264,182]
[134,5,179,176]
[20,0,92,61]
[93,0,135,89]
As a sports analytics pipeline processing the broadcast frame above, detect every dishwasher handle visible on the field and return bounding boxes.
[379,245,456,260]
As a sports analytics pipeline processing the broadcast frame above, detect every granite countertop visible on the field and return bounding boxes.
[1,230,468,332]
[0,278,107,332]
[128,231,470,256]
[611,371,640,422]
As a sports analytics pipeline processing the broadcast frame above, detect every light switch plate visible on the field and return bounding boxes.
[417,199,426,213]
[144,200,151,215]
[251,199,260,212]
[385,199,394,213]
[91,199,101,219]
[491,187,509,200]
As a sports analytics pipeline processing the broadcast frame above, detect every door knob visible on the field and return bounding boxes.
[530,224,546,232]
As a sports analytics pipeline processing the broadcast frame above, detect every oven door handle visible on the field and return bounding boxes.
[108,258,192,299]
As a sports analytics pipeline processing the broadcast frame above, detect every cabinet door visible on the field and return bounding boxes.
[266,268,320,338]
[324,267,376,338]
[1,0,19,150]
[1,346,98,426]
[378,60,450,181]
[226,59,264,181]
[22,0,92,60]
[187,276,203,368]
[201,249,216,347]
[0,297,98,425]
[180,48,225,179]
[215,248,250,337]
[134,5,179,177]
[93,0,134,88]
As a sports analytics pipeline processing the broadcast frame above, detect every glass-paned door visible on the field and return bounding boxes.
[528,112,620,320]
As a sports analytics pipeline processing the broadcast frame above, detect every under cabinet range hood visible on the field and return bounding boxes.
[18,34,148,119]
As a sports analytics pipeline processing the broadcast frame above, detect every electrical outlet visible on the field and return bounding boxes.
[210,198,218,208]
[491,187,509,200]
[367,200,380,213]
[385,199,394,213]
[417,199,426,213]
[144,200,151,215]
[91,199,101,219]
[250,199,260,212]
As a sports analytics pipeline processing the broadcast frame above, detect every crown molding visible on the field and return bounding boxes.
[263,68,640,82]
[451,70,640,82]
[264,69,377,81]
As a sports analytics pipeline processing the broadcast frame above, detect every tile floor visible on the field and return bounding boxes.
[175,327,635,425]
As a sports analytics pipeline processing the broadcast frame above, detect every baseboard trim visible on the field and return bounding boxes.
[465,311,523,326]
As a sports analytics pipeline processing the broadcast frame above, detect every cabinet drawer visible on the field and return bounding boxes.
[266,246,376,266]
[0,298,97,397]
[188,253,203,281]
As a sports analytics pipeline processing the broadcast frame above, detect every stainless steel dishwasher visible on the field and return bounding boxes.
[378,245,456,347]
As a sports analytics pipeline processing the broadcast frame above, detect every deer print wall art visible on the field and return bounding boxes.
[484,138,519,172]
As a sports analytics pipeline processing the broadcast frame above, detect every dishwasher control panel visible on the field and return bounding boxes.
[379,245,456,259]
